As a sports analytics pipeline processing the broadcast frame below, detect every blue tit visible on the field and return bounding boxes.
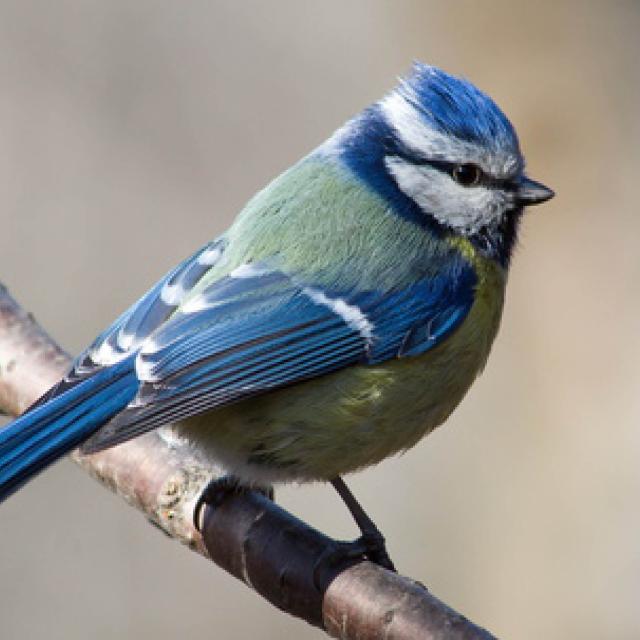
[0,63,553,567]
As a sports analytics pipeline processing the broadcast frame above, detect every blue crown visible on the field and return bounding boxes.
[400,63,519,151]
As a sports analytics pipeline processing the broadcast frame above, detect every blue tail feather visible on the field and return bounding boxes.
[0,359,138,502]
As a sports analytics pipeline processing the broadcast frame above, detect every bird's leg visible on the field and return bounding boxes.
[193,475,274,532]
[328,476,396,572]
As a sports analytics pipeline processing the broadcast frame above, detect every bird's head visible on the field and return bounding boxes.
[332,63,554,267]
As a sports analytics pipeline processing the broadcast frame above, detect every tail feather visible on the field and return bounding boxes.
[0,359,138,502]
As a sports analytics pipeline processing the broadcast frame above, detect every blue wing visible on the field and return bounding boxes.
[81,253,477,453]
[0,240,227,501]
[33,238,228,406]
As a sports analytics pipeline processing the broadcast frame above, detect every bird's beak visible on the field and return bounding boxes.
[516,177,555,207]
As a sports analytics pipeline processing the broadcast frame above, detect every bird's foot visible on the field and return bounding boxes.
[355,529,396,571]
[193,475,273,532]
[327,476,397,571]
[314,529,395,588]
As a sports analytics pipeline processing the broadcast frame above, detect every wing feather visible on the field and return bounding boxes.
[81,252,477,453]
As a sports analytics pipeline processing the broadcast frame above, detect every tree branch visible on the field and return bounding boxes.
[0,283,497,639]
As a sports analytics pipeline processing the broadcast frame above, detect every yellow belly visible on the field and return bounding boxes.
[177,246,505,484]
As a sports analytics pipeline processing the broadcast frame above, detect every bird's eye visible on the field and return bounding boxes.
[452,163,482,187]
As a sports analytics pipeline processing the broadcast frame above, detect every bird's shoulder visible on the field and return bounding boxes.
[212,155,467,292]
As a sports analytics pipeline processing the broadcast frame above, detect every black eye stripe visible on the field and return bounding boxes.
[390,149,513,190]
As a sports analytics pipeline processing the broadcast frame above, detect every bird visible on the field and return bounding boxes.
[0,63,553,569]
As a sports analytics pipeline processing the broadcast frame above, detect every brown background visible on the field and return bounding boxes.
[1,2,638,638]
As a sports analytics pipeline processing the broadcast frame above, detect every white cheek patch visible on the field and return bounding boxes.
[385,157,506,235]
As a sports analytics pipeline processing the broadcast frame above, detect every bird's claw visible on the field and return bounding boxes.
[193,475,273,532]
[357,530,396,571]
[313,529,396,588]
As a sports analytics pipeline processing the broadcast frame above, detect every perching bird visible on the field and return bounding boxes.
[0,63,552,567]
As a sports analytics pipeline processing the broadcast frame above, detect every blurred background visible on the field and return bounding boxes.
[0,2,638,638]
